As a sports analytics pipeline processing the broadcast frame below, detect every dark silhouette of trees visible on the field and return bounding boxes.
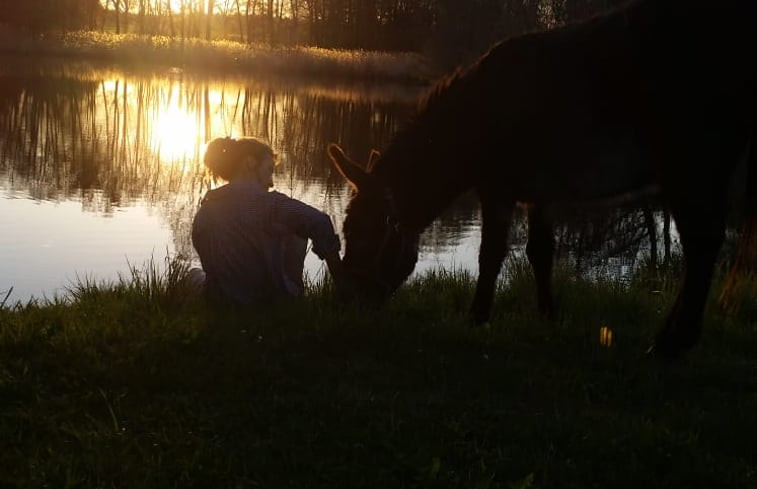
[0,0,103,32]
[1,1,631,64]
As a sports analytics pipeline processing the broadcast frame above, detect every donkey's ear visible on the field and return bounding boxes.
[366,149,381,171]
[328,143,372,192]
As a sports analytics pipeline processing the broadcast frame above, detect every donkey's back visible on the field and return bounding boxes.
[464,0,755,204]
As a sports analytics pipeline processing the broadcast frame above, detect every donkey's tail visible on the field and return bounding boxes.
[719,139,757,314]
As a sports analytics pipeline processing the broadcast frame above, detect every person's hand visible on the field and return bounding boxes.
[324,253,353,301]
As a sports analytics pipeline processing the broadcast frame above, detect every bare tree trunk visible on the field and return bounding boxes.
[166,0,176,37]
[121,0,133,32]
[246,0,253,43]
[267,0,274,45]
[138,0,145,34]
[206,0,215,40]
[307,0,318,45]
[235,0,245,42]
[113,0,120,34]
[179,0,186,39]
[246,0,260,44]
[289,0,300,44]
[191,0,200,38]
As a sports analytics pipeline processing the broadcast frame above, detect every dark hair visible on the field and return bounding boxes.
[203,136,275,181]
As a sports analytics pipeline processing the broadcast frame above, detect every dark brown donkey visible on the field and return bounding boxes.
[327,0,756,358]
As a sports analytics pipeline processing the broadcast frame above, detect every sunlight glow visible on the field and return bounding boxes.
[165,0,208,13]
[100,0,212,14]
[150,84,202,162]
[99,0,292,16]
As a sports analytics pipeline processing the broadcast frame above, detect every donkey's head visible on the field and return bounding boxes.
[327,143,419,302]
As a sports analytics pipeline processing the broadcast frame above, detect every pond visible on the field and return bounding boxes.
[1,55,671,305]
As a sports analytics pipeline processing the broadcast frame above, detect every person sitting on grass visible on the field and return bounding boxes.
[188,136,344,306]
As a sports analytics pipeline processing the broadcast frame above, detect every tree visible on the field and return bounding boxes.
[112,0,120,33]
[206,0,215,39]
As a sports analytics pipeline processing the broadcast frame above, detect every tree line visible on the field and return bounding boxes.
[1,0,629,64]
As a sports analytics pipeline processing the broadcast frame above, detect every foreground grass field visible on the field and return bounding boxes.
[1,257,756,489]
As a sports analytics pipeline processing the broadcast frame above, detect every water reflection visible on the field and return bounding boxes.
[0,193,174,303]
[0,56,442,301]
[0,56,662,303]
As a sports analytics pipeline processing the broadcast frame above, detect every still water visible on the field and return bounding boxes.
[0,56,488,304]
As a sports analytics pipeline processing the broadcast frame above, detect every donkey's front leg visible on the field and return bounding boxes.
[471,199,513,324]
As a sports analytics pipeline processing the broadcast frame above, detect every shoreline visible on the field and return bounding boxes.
[0,28,436,85]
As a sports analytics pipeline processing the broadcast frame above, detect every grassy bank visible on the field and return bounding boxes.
[0,28,433,84]
[1,257,756,488]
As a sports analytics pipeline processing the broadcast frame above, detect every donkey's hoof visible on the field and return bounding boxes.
[646,342,683,361]
[647,336,696,361]
[649,318,702,360]
[469,309,491,326]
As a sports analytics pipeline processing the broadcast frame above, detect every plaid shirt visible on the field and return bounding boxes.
[191,180,340,305]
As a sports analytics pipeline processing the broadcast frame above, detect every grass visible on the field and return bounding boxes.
[1,256,756,488]
[0,28,433,84]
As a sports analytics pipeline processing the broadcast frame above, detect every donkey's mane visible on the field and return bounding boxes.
[413,0,641,112]
[370,64,474,187]
[416,65,469,116]
[390,0,645,160]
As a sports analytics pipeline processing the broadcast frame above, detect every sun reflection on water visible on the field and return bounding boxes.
[149,83,203,163]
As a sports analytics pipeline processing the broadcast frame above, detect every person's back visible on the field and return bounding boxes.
[190,136,343,307]
[192,180,301,305]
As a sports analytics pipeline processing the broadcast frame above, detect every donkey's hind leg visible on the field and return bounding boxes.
[471,198,514,324]
[526,204,556,318]
[654,197,726,358]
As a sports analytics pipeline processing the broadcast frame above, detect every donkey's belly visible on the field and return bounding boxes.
[511,130,657,204]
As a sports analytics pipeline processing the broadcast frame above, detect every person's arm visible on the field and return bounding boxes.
[269,192,345,283]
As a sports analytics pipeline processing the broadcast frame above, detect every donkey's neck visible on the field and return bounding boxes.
[372,66,482,233]
[372,120,476,233]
